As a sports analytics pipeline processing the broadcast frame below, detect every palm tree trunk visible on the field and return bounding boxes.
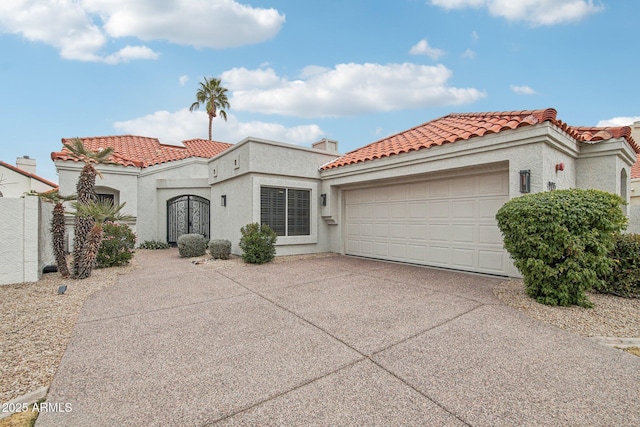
[52,203,70,278]
[208,114,213,140]
[76,224,102,279]
[73,165,97,277]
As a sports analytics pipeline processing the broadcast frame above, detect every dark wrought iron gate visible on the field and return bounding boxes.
[167,195,210,245]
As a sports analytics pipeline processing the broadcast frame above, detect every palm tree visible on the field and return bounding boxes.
[73,199,134,279]
[62,138,114,278]
[33,189,76,278]
[189,76,230,140]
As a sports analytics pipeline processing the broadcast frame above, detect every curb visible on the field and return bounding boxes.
[0,386,48,420]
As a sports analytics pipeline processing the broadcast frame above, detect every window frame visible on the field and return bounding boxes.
[260,186,311,237]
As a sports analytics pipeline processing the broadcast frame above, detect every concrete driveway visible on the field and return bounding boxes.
[37,250,639,426]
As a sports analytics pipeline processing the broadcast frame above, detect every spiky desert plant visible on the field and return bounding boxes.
[62,138,114,278]
[73,199,133,279]
[33,189,76,278]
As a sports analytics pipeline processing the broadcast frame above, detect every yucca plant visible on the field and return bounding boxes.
[72,199,133,279]
[62,138,114,278]
[32,189,76,278]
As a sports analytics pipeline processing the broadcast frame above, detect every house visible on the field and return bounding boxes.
[52,108,638,277]
[0,156,58,197]
[627,121,640,233]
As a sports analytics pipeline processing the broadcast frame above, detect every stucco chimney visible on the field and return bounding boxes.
[312,138,339,153]
[632,121,640,143]
[16,156,36,174]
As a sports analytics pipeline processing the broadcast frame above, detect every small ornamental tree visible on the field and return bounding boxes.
[496,189,627,308]
[239,223,277,264]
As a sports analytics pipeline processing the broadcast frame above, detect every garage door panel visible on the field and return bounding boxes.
[345,171,508,275]
[478,198,504,219]
[452,225,475,243]
[479,225,502,245]
[429,179,450,198]
[452,248,475,268]
[428,201,449,218]
[479,251,505,273]
[407,224,428,240]
[452,200,475,218]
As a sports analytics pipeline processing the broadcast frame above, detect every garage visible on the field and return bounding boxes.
[344,170,509,275]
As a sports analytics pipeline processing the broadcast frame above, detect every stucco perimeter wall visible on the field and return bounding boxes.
[0,197,54,285]
[137,159,211,244]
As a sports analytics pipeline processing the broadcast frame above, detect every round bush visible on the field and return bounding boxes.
[208,239,232,260]
[597,233,640,298]
[177,233,207,258]
[239,223,277,264]
[97,222,136,268]
[496,189,627,308]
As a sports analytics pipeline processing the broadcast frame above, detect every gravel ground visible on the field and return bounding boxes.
[493,280,640,338]
[2,252,638,405]
[0,260,137,404]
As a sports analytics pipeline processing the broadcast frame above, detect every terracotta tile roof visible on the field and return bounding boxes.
[322,108,640,170]
[0,160,58,188]
[51,135,232,168]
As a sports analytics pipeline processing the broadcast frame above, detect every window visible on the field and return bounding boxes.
[261,187,310,236]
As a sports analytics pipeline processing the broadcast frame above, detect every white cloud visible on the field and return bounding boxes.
[597,116,640,127]
[113,108,324,146]
[462,49,476,59]
[510,84,537,95]
[104,45,159,64]
[179,75,189,86]
[0,0,284,62]
[222,63,486,118]
[409,39,445,60]
[430,0,603,26]
[471,30,479,42]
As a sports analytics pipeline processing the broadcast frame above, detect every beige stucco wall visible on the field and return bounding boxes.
[208,137,339,255]
[138,159,211,243]
[0,196,54,285]
[0,166,56,198]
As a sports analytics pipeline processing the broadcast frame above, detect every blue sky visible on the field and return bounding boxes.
[1,0,638,184]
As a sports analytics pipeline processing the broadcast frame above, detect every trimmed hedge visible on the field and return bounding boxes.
[239,223,277,264]
[177,233,207,258]
[208,239,232,260]
[597,233,640,298]
[97,222,136,268]
[496,189,627,308]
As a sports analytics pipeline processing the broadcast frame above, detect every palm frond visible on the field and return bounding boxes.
[73,199,135,224]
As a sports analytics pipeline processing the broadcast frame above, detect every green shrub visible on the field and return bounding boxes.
[139,240,170,250]
[97,222,136,268]
[208,239,232,260]
[597,233,640,298]
[177,233,207,258]
[496,189,627,308]
[239,223,277,264]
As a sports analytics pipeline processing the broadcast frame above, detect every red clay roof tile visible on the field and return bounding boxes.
[51,135,232,168]
[322,108,640,170]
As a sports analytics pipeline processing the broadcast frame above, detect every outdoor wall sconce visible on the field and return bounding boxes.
[519,170,531,193]
[221,195,227,207]
[320,193,327,206]
[548,182,557,191]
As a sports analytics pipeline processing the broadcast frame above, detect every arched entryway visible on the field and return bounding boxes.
[167,195,210,245]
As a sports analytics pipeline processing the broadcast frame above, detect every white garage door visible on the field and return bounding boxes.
[344,171,509,275]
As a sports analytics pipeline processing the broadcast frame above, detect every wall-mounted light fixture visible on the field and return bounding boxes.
[519,170,531,193]
[320,193,327,206]
[548,181,556,191]
[221,194,227,207]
